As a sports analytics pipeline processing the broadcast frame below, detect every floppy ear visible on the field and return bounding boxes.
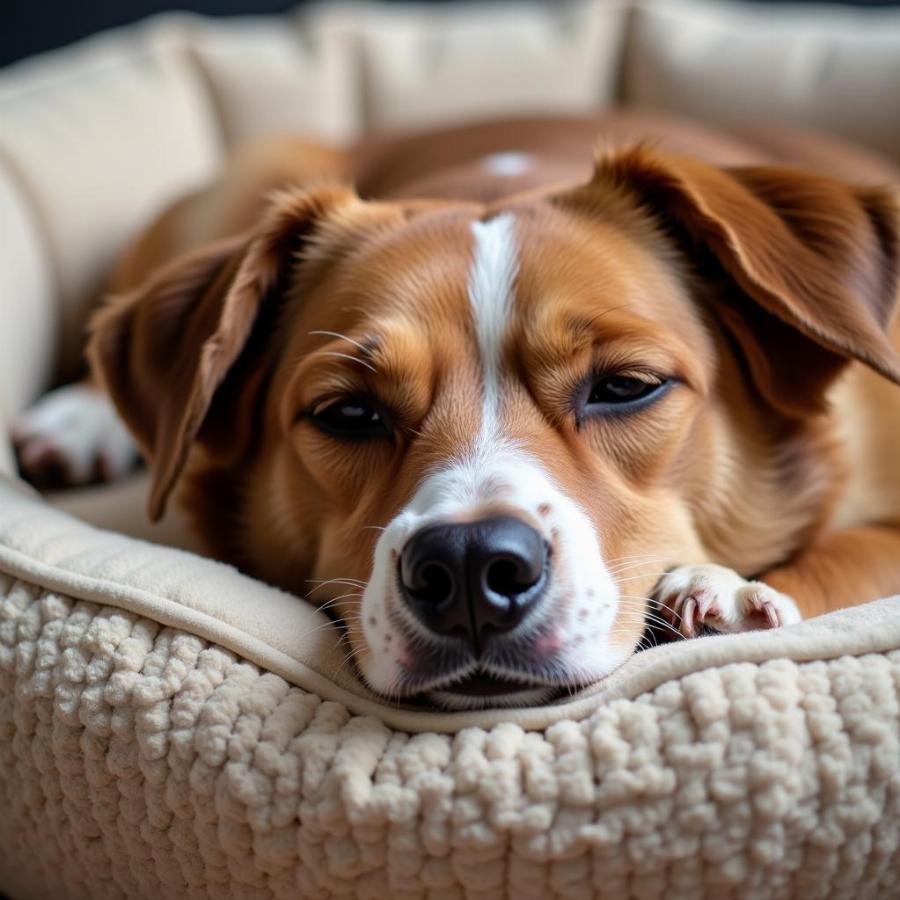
[576,146,900,416]
[88,182,358,521]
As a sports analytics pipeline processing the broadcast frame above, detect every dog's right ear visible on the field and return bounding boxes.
[565,145,900,417]
[88,183,359,521]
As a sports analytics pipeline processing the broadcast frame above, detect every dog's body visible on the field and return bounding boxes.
[13,112,900,708]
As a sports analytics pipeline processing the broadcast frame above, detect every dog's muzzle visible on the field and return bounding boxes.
[398,515,549,653]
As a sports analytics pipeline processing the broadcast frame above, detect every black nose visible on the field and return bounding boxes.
[399,516,547,649]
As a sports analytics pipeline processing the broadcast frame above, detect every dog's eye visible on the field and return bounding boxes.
[309,397,391,440]
[585,375,670,412]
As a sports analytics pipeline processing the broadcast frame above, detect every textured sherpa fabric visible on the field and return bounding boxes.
[2,475,900,898]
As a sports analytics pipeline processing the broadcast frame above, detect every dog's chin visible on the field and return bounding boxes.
[358,614,623,710]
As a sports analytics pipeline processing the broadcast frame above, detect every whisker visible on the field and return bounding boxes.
[607,562,668,576]
[304,585,356,601]
[304,577,366,600]
[606,554,667,566]
[308,330,372,355]
[302,616,356,640]
[609,561,662,575]
[328,639,374,688]
[609,570,657,582]
[615,606,669,623]
[617,594,685,625]
[317,350,377,373]
[306,576,367,586]
[303,622,343,641]
[306,585,366,601]
[613,575,662,587]
[308,604,362,625]
[315,591,364,612]
[618,595,670,608]
[617,611,677,632]
[319,590,364,604]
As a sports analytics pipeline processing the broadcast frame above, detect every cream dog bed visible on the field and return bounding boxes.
[4,2,900,898]
[3,473,900,900]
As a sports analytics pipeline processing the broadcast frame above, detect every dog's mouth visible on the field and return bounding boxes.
[418,668,561,710]
[401,661,572,709]
[362,606,595,708]
[440,670,538,697]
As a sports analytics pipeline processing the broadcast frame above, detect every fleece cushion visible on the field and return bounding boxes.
[2,473,900,899]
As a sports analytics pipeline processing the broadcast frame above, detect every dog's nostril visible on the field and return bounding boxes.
[485,557,537,597]
[417,563,454,604]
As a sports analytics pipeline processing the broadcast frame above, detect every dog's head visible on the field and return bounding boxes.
[90,147,900,708]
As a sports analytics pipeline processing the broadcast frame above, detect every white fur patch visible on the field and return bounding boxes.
[482,152,532,177]
[12,384,138,485]
[468,212,518,427]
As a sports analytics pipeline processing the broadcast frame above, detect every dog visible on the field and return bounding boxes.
[11,112,900,709]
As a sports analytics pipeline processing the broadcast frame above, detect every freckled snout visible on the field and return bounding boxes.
[398,516,548,650]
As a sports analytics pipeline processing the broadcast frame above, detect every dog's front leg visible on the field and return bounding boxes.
[759,524,900,619]
[654,525,900,638]
[653,564,802,638]
[11,379,138,488]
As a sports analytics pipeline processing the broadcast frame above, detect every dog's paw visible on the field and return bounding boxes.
[11,384,138,488]
[653,563,802,638]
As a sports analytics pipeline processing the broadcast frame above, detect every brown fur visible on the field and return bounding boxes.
[87,112,900,676]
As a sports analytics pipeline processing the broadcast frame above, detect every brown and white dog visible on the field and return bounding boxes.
[12,112,900,709]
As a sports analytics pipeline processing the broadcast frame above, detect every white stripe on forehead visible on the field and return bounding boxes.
[468,213,518,427]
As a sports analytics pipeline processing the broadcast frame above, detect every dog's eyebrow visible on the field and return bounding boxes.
[562,315,602,345]
[530,309,633,361]
[565,305,636,337]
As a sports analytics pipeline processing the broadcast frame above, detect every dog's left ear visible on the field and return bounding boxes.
[88,183,362,520]
[573,146,900,416]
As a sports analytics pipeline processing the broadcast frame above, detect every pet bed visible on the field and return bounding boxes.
[2,474,900,899]
[3,1,900,897]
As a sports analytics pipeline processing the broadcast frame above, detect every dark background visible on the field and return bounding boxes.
[2,0,900,70]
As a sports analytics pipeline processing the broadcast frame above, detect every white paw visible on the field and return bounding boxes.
[11,384,138,488]
[653,563,802,638]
